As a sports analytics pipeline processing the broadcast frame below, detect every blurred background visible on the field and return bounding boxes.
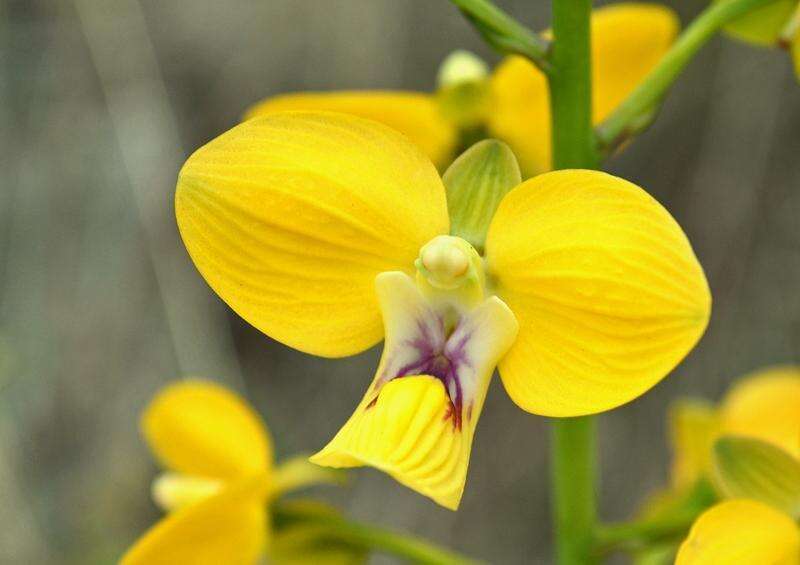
[2,0,799,563]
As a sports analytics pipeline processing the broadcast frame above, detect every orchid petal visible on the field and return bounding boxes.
[142,380,272,479]
[676,499,800,564]
[719,366,800,459]
[244,91,457,169]
[176,112,449,357]
[121,476,269,565]
[485,170,710,416]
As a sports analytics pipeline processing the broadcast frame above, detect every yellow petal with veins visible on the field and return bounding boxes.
[244,92,457,169]
[312,375,466,509]
[488,3,678,175]
[719,366,800,459]
[176,112,449,357]
[121,475,269,565]
[676,499,800,564]
[485,170,710,416]
[142,380,272,479]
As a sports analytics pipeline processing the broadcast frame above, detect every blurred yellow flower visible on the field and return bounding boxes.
[675,499,800,564]
[668,365,800,489]
[489,3,678,175]
[175,110,710,509]
[244,3,678,175]
[722,0,800,81]
[121,380,339,565]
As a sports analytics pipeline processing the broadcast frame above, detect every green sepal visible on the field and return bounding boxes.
[443,139,521,252]
[713,435,800,518]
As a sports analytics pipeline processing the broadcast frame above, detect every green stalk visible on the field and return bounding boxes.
[551,417,598,565]
[594,512,696,554]
[596,0,786,152]
[547,2,598,564]
[549,0,598,170]
[447,0,551,71]
[274,504,483,565]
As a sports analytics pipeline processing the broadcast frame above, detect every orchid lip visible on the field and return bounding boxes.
[371,315,475,429]
[310,271,518,510]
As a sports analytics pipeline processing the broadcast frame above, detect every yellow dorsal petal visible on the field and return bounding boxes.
[311,271,517,510]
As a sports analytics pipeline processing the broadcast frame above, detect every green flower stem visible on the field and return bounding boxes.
[549,0,598,170]
[273,504,483,565]
[447,0,551,71]
[595,480,717,556]
[594,511,697,554]
[548,2,599,564]
[551,417,598,565]
[596,0,786,152]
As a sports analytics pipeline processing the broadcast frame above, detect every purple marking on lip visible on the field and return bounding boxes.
[372,313,475,430]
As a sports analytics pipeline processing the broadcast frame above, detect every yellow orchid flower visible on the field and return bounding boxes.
[175,110,710,509]
[244,3,678,175]
[721,0,800,81]
[666,365,800,489]
[675,499,800,564]
[121,380,339,565]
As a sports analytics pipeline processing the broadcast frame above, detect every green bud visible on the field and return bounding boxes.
[443,140,521,252]
[436,50,489,88]
[436,50,491,129]
[713,435,800,518]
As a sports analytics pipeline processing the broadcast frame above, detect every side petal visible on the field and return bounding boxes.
[721,0,796,46]
[719,366,800,459]
[485,170,711,416]
[121,476,269,565]
[243,92,457,169]
[142,380,272,479]
[488,4,678,176]
[676,499,800,564]
[176,111,449,357]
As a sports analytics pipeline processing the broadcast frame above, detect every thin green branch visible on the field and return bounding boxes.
[596,0,786,153]
[594,512,695,554]
[447,0,551,72]
[594,480,716,556]
[273,504,483,565]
